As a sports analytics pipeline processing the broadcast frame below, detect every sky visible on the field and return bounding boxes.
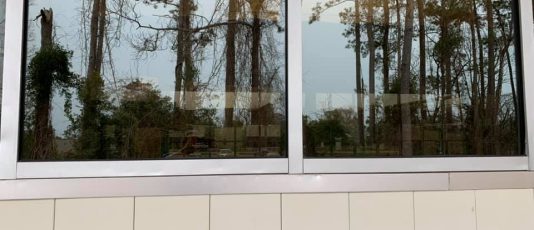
[25,0,411,133]
[28,0,287,135]
[25,0,519,135]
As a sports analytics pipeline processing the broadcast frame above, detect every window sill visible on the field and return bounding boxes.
[1,171,534,200]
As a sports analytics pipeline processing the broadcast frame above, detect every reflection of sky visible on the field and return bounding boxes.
[302,0,517,120]
[302,0,370,118]
[28,0,285,136]
[303,21,364,117]
[26,0,518,134]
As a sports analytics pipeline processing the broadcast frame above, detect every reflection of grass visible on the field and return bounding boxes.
[166,150,282,159]
[310,147,400,157]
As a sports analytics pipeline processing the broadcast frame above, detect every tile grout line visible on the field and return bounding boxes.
[347,193,351,230]
[209,195,212,230]
[473,191,479,230]
[280,193,283,230]
[132,197,136,230]
[412,192,416,230]
[52,199,56,230]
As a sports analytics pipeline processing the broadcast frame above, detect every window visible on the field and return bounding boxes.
[20,0,287,161]
[0,0,532,180]
[302,0,523,158]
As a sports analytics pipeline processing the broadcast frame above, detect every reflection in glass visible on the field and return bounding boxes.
[21,0,287,161]
[303,0,522,157]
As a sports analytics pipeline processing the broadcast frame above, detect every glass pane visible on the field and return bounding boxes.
[303,0,522,157]
[21,0,287,161]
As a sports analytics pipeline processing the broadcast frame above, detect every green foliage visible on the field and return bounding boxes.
[27,45,74,97]
[27,45,77,116]
[23,44,77,160]
[305,109,352,155]
[110,80,174,158]
[76,74,110,159]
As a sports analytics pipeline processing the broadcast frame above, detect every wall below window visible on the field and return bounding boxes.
[0,189,533,230]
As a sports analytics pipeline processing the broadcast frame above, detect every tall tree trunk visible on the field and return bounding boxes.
[31,9,54,160]
[250,0,263,126]
[86,0,105,79]
[400,0,415,156]
[250,0,265,153]
[469,0,482,155]
[95,0,106,76]
[81,0,107,158]
[225,0,238,127]
[366,0,376,149]
[416,0,427,121]
[474,0,486,153]
[355,0,365,147]
[381,0,391,146]
[444,25,453,125]
[181,0,196,124]
[506,50,517,110]
[495,5,515,154]
[395,0,402,77]
[173,0,191,128]
[174,27,184,127]
[484,0,496,151]
[382,0,390,94]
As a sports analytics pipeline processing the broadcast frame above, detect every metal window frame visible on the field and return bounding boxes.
[0,0,533,180]
[0,0,290,179]
[519,0,534,170]
[301,0,534,173]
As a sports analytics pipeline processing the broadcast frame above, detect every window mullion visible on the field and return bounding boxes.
[518,0,534,170]
[0,0,23,179]
[287,0,304,174]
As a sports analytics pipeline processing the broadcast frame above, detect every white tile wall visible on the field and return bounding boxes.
[414,191,477,230]
[0,199,54,230]
[135,196,209,230]
[55,197,134,230]
[476,189,534,230]
[1,190,534,230]
[282,193,349,230]
[211,194,280,230]
[350,192,414,230]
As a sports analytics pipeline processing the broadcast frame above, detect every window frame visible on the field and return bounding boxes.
[0,0,533,180]
[520,0,534,170]
[0,0,292,179]
[300,0,534,173]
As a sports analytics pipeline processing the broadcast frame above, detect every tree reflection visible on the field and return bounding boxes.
[21,0,287,160]
[304,0,521,156]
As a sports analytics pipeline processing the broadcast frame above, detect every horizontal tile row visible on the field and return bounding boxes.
[0,190,533,230]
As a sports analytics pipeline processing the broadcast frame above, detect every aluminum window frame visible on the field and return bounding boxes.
[0,0,291,179]
[0,0,533,180]
[300,0,534,173]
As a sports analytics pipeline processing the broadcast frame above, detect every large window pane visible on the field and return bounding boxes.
[21,0,287,161]
[303,0,522,157]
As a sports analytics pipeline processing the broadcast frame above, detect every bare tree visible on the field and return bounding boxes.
[80,0,108,158]
[248,0,265,127]
[484,0,497,151]
[416,0,427,121]
[366,0,377,150]
[400,0,414,156]
[354,0,365,148]
[224,0,239,127]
